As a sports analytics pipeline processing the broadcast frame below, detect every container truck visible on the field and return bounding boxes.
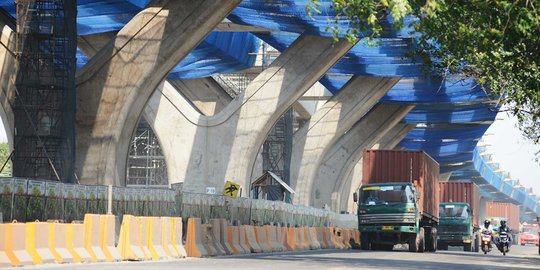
[437,181,481,252]
[354,150,439,253]
[485,202,520,230]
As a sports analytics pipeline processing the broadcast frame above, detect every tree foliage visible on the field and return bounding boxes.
[310,0,540,143]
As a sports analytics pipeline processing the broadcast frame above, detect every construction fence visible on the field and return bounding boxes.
[0,178,356,228]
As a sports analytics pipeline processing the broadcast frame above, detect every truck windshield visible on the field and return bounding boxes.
[360,185,413,205]
[439,204,469,219]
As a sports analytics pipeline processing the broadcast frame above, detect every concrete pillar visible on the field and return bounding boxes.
[290,76,399,206]
[0,18,17,150]
[75,0,243,185]
[311,104,414,210]
[440,172,453,182]
[371,123,415,150]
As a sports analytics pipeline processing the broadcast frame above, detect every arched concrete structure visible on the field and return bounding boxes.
[309,104,414,210]
[75,0,243,186]
[0,19,17,150]
[290,76,399,206]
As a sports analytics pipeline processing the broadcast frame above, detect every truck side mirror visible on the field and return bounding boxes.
[353,192,358,203]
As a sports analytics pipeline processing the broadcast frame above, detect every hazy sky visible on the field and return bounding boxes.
[482,112,540,195]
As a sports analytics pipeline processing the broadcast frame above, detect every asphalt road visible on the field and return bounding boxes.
[10,245,540,270]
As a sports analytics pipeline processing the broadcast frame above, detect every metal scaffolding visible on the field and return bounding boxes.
[12,0,76,182]
[126,117,168,187]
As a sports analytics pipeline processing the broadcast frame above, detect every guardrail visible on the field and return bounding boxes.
[0,178,356,228]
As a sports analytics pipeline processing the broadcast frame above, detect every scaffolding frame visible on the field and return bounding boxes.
[12,0,76,182]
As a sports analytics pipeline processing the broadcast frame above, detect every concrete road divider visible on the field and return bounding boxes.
[49,223,74,264]
[237,225,251,254]
[161,217,177,257]
[83,214,107,262]
[99,215,121,262]
[266,225,284,252]
[186,218,208,257]
[172,217,187,257]
[352,230,361,249]
[210,219,233,255]
[118,215,146,261]
[139,217,152,259]
[66,223,92,263]
[26,222,55,264]
[287,227,298,251]
[146,217,169,260]
[5,222,33,266]
[202,224,226,256]
[254,226,273,253]
[330,228,343,249]
[303,227,317,250]
[297,227,308,250]
[308,228,321,250]
[0,224,11,267]
[280,226,292,251]
[227,226,247,254]
[342,229,352,249]
[315,228,328,249]
[243,225,263,253]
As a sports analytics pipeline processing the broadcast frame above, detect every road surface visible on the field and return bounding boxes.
[12,245,540,270]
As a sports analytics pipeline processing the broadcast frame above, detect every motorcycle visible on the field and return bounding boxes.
[497,231,510,256]
[480,230,493,254]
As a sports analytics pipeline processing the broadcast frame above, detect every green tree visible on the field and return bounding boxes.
[309,0,540,144]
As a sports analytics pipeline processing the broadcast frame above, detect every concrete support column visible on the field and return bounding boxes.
[311,104,414,210]
[75,0,242,185]
[290,76,399,206]
[0,19,17,149]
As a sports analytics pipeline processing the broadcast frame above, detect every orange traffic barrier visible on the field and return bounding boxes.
[334,228,346,249]
[342,229,352,249]
[171,217,187,257]
[117,215,147,260]
[243,225,263,253]
[211,219,233,255]
[324,227,336,249]
[315,227,328,249]
[161,217,177,257]
[237,225,251,254]
[254,226,272,253]
[185,218,208,257]
[99,215,121,262]
[66,223,92,263]
[266,225,284,252]
[49,223,74,264]
[227,226,247,254]
[280,225,293,251]
[83,214,107,262]
[297,227,308,250]
[308,227,321,250]
[0,224,10,267]
[5,222,33,266]
[286,227,298,251]
[352,230,361,249]
[302,227,316,250]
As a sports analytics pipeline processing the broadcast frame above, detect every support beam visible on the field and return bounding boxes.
[310,104,414,210]
[75,0,242,185]
[215,22,274,32]
[440,172,453,182]
[372,123,415,150]
[290,76,399,206]
[291,102,312,120]
[169,79,232,116]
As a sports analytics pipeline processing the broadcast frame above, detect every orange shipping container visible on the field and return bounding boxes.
[439,182,481,226]
[485,202,520,230]
[362,150,440,221]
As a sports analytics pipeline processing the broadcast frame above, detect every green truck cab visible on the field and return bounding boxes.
[437,202,478,251]
[355,182,437,252]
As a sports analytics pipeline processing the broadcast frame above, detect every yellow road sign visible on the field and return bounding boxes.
[223,181,240,198]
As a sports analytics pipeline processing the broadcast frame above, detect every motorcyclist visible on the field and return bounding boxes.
[481,219,495,250]
[496,220,513,249]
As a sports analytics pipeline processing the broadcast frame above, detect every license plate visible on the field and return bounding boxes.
[382,226,394,230]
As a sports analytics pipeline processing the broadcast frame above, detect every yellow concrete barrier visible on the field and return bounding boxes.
[160,217,176,257]
[308,227,322,250]
[99,215,121,262]
[243,225,263,253]
[26,221,56,264]
[254,226,272,253]
[315,227,328,249]
[118,215,147,261]
[237,225,251,254]
[280,225,293,251]
[145,217,169,260]
[0,224,12,267]
[210,219,233,255]
[171,217,187,257]
[49,223,74,264]
[66,223,92,263]
[286,227,298,251]
[5,222,33,266]
[186,218,208,257]
[83,214,107,262]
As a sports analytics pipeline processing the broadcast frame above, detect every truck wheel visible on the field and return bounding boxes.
[360,233,370,250]
[474,235,479,252]
[425,227,437,252]
[409,231,422,253]
[418,227,425,253]
[464,243,472,252]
